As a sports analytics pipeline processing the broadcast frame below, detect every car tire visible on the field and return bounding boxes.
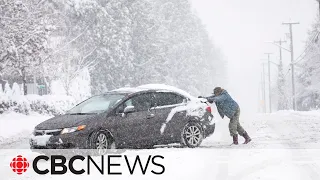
[181,122,204,148]
[88,130,115,155]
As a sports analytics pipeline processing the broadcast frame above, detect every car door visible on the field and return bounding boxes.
[112,93,155,146]
[151,92,188,143]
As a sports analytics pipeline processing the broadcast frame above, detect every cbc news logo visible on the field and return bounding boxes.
[8,154,165,176]
[10,155,30,175]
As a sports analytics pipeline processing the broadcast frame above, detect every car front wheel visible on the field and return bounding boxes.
[181,122,204,148]
[88,130,115,155]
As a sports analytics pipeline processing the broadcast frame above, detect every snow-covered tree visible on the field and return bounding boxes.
[277,59,288,110]
[126,0,226,95]
[0,0,57,95]
[296,18,320,110]
[11,82,22,101]
[50,80,66,96]
[59,51,96,96]
[4,83,12,97]
[1,0,226,98]
[0,85,3,95]
[69,67,92,103]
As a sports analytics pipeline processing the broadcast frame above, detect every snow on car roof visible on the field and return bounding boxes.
[110,87,143,93]
[111,84,196,100]
[137,84,196,100]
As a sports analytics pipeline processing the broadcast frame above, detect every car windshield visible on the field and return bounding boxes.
[67,94,125,114]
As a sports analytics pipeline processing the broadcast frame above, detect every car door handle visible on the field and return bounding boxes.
[146,114,155,119]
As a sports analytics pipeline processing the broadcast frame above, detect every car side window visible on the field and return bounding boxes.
[155,92,186,106]
[131,93,154,111]
[115,99,133,114]
[175,94,185,104]
[117,93,154,113]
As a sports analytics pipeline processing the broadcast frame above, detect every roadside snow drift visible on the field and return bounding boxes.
[0,112,51,146]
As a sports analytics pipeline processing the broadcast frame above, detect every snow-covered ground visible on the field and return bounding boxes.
[0,112,52,148]
[1,110,320,179]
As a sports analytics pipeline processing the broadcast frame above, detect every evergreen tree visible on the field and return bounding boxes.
[277,59,288,110]
[296,19,320,110]
[0,0,57,94]
[0,0,227,97]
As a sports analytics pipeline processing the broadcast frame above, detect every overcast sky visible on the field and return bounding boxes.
[191,0,318,113]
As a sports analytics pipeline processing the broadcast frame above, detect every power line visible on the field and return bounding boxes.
[295,33,317,61]
[294,30,320,63]
[273,39,286,61]
[294,31,320,65]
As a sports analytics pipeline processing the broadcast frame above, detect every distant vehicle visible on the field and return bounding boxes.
[30,84,215,154]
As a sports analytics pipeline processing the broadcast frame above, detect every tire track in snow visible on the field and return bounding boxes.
[213,113,320,180]
[0,134,30,149]
[225,115,291,180]
[266,116,320,180]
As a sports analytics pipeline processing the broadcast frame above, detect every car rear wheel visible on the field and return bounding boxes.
[88,130,115,155]
[181,122,204,148]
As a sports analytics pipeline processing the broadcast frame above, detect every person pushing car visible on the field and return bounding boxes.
[200,87,251,145]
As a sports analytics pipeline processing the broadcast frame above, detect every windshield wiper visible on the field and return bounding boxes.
[68,113,97,115]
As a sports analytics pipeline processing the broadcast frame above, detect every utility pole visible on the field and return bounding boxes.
[265,53,272,113]
[317,0,320,19]
[274,39,287,110]
[259,77,262,113]
[261,63,266,113]
[282,22,299,111]
[273,39,286,62]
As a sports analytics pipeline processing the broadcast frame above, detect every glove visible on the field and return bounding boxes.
[198,96,203,98]
[208,100,214,103]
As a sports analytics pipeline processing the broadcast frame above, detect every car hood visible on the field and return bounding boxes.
[35,114,98,130]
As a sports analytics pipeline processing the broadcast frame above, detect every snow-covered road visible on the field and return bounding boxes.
[1,111,320,179]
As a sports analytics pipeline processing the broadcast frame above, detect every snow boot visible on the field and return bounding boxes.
[242,131,251,144]
[232,134,239,145]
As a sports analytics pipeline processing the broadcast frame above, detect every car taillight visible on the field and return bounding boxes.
[206,106,211,113]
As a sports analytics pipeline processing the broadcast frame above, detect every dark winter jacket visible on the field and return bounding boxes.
[206,90,239,119]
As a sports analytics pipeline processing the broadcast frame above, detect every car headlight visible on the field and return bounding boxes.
[60,125,86,135]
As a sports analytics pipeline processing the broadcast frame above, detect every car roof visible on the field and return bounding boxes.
[109,84,195,100]
[109,87,143,94]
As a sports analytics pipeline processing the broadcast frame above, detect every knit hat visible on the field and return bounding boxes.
[213,87,223,95]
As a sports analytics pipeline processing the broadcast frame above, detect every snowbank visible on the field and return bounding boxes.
[0,94,76,115]
[0,112,51,145]
[255,110,320,149]
[27,94,76,115]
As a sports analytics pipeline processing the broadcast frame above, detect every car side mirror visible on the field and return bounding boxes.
[124,106,135,114]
